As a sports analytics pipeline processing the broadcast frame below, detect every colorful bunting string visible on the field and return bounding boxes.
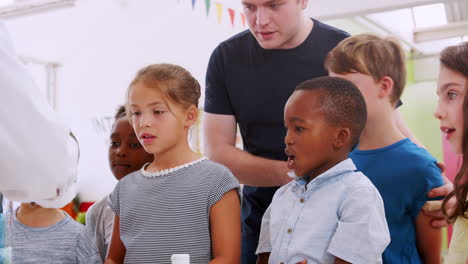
[215,2,223,24]
[205,0,211,16]
[178,0,246,28]
[228,8,235,26]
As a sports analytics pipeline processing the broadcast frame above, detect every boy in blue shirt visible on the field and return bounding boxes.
[326,34,444,264]
[256,77,390,264]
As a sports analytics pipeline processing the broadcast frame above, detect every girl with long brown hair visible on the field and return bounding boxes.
[434,42,468,264]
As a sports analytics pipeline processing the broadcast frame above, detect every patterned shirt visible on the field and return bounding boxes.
[86,195,114,262]
[11,210,101,263]
[110,158,239,263]
[257,159,390,264]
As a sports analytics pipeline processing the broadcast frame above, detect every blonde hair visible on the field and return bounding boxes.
[127,63,201,116]
[325,34,406,105]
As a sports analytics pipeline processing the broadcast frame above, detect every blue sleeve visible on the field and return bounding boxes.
[409,161,444,218]
[204,44,234,115]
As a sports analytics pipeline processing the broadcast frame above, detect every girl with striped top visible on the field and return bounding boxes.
[105,64,241,264]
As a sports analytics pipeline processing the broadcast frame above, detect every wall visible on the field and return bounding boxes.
[5,0,245,201]
[5,1,445,203]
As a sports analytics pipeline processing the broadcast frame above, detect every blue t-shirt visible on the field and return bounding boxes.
[350,138,443,263]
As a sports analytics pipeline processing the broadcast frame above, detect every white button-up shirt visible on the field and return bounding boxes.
[256,159,390,264]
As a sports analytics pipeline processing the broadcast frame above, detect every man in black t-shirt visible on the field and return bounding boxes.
[204,2,348,263]
[203,1,426,263]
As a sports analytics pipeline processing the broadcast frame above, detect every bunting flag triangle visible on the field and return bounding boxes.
[228,8,235,26]
[240,12,246,27]
[215,2,223,24]
[205,0,211,16]
[191,0,196,9]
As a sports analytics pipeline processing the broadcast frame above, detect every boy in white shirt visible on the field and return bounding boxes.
[256,76,390,264]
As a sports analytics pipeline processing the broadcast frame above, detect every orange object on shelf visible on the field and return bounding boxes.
[60,201,77,219]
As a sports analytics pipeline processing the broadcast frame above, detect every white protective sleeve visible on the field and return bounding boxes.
[0,22,78,208]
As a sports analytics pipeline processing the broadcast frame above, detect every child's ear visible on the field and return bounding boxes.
[184,105,198,128]
[333,127,351,150]
[378,76,394,99]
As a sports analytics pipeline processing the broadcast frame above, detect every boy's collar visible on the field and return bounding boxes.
[293,158,357,189]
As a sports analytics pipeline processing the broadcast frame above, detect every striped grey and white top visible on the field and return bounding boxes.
[86,195,114,262]
[109,158,239,264]
[11,210,101,263]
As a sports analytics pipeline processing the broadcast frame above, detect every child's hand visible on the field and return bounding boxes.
[422,200,442,211]
[424,174,455,228]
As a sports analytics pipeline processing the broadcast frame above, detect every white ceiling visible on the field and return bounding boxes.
[306,0,450,20]
[307,0,468,55]
[1,0,466,55]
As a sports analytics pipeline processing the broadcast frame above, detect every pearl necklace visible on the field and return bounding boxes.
[141,157,207,178]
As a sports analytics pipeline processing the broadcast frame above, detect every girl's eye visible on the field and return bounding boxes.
[130,143,142,148]
[131,111,141,116]
[111,142,120,148]
[153,110,165,115]
[447,91,457,100]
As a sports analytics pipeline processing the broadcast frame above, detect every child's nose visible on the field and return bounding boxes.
[116,146,128,157]
[140,113,153,127]
[284,132,294,145]
[433,105,445,120]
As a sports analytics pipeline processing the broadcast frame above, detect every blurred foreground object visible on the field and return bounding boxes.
[0,22,78,208]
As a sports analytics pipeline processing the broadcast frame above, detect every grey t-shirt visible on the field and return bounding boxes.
[110,158,240,264]
[11,210,102,264]
[86,195,114,262]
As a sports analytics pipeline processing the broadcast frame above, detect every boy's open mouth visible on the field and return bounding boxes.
[285,149,296,170]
